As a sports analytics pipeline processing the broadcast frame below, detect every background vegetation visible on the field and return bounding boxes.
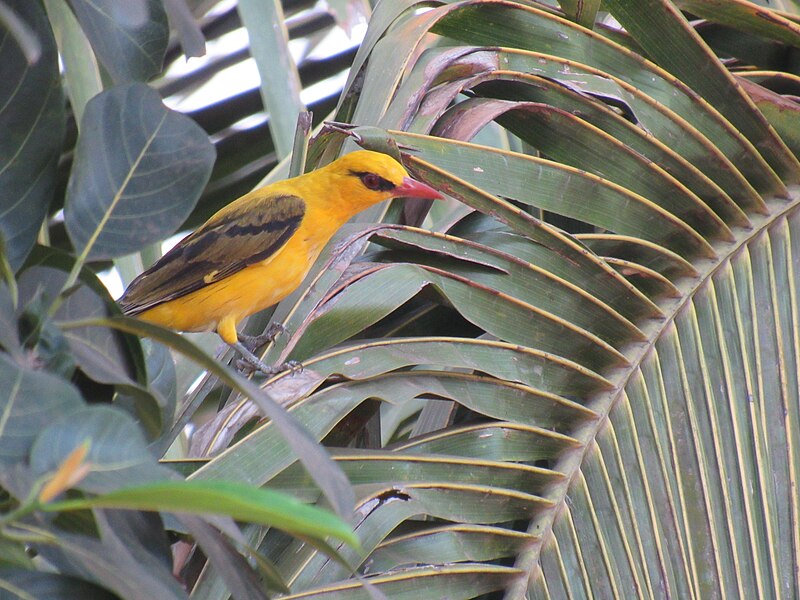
[1,0,799,598]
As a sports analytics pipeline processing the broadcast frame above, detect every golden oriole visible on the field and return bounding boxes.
[118,150,443,373]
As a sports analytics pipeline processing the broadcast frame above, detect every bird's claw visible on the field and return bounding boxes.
[233,356,302,377]
[283,360,303,374]
[265,321,288,339]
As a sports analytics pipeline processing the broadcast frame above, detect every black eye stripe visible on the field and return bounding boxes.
[350,170,396,192]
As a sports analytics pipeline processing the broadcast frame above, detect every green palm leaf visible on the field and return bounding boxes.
[190,1,800,597]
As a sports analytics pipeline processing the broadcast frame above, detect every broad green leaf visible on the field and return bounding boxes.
[15,264,160,430]
[64,316,356,519]
[21,488,181,599]
[64,82,215,261]
[141,340,176,430]
[67,0,168,83]
[15,283,76,379]
[0,2,40,63]
[0,570,117,600]
[32,529,187,600]
[118,338,177,444]
[95,510,176,586]
[42,0,102,126]
[0,281,21,359]
[29,405,168,492]
[0,0,65,270]
[0,354,84,464]
[22,244,148,381]
[18,266,137,387]
[162,0,206,59]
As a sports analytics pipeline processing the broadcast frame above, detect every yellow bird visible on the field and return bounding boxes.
[118,150,442,373]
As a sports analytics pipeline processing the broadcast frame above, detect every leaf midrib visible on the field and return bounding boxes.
[511,188,800,593]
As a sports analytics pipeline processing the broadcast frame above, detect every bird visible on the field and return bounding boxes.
[118,150,443,374]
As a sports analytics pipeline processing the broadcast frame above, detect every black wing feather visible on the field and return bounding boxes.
[119,194,305,315]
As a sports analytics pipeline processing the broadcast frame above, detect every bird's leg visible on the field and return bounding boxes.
[219,316,297,376]
[230,341,287,376]
[237,322,286,353]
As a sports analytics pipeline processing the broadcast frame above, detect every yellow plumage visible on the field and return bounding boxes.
[118,150,442,372]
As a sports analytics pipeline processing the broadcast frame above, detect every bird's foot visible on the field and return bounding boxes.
[237,322,287,353]
[282,360,304,374]
[231,342,302,377]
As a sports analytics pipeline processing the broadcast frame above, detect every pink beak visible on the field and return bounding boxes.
[394,176,444,200]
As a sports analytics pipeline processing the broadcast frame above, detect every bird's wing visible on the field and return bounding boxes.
[119,194,306,315]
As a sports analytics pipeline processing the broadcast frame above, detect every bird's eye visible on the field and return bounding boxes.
[362,173,382,190]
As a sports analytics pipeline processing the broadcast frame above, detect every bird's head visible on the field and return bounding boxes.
[324,150,443,211]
